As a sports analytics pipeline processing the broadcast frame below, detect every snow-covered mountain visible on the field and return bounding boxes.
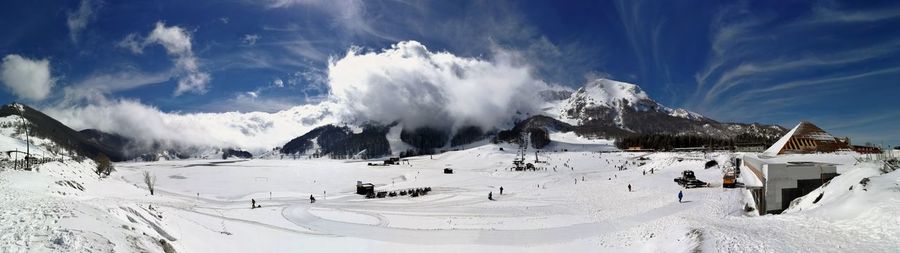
[539,78,785,139]
[551,79,704,127]
[0,103,122,162]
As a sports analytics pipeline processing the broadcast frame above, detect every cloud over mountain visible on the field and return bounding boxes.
[43,40,550,152]
[328,41,547,132]
[44,99,339,153]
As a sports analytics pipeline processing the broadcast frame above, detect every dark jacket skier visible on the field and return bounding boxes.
[488,191,494,200]
[678,191,684,203]
[310,194,316,203]
[251,199,256,209]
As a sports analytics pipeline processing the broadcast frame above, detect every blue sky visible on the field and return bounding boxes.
[1,0,899,145]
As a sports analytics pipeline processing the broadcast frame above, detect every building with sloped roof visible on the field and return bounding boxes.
[763,121,850,156]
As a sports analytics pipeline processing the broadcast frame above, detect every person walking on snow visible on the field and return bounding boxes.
[310,194,316,203]
[488,191,494,201]
[628,184,632,192]
[500,186,504,195]
[678,190,684,203]
[251,199,256,209]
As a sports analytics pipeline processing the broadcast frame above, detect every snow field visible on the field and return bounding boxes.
[2,142,899,252]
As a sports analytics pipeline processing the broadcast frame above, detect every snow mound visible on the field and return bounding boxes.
[783,163,900,241]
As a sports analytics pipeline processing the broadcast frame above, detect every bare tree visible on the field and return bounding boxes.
[143,171,156,195]
[96,153,112,178]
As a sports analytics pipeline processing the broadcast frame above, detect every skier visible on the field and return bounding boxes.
[488,191,494,201]
[251,199,256,209]
[500,186,504,195]
[678,190,684,203]
[628,184,632,192]
[310,194,316,203]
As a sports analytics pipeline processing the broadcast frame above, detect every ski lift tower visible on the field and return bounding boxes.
[14,103,30,170]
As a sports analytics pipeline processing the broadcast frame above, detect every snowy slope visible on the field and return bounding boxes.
[0,115,68,160]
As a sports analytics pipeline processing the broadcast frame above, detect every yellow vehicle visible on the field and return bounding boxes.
[723,171,736,188]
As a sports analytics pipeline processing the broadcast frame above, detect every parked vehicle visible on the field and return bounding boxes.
[723,171,736,188]
[674,170,709,188]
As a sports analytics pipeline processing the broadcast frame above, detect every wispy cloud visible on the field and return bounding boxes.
[691,2,900,124]
[702,39,900,104]
[242,34,260,46]
[805,3,900,24]
[61,67,174,104]
[694,2,766,90]
[118,21,211,96]
[262,0,399,41]
[66,0,101,43]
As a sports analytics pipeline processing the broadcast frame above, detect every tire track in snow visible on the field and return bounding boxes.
[280,197,702,245]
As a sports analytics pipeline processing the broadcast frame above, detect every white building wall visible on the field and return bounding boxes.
[738,156,766,187]
[762,163,837,212]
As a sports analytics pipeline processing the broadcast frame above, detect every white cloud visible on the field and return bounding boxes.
[67,0,100,43]
[242,34,260,46]
[44,99,339,153]
[146,22,193,55]
[0,54,55,101]
[273,78,284,87]
[46,41,547,153]
[117,21,210,96]
[328,40,546,131]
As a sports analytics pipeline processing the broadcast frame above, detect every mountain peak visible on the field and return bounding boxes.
[576,78,652,108]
